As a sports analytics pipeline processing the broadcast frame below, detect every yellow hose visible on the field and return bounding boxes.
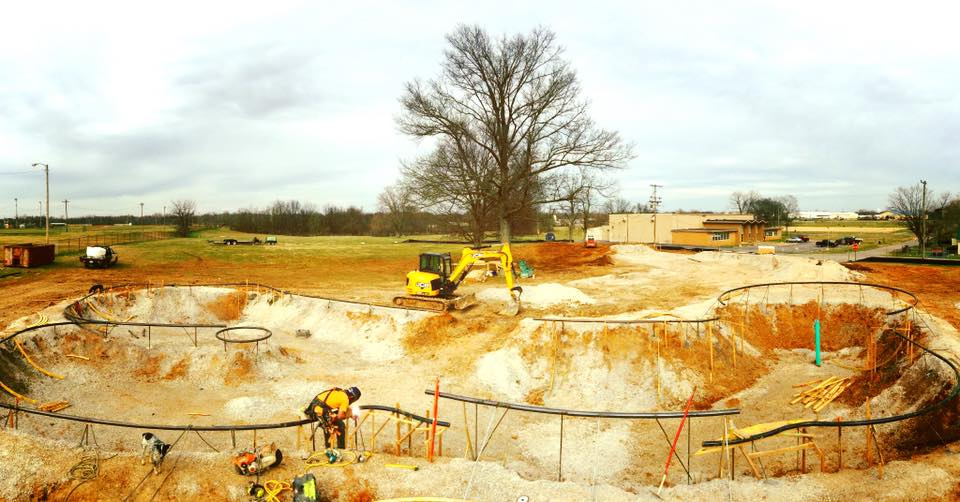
[14,340,64,380]
[0,378,37,404]
[261,480,291,502]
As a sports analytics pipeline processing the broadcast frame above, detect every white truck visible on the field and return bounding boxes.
[79,246,118,269]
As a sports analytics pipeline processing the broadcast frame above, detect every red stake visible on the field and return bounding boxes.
[658,386,697,495]
[428,377,440,462]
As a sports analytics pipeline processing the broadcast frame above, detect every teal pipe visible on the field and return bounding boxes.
[814,319,821,366]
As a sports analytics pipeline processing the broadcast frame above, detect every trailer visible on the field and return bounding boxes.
[208,237,263,246]
[2,243,56,268]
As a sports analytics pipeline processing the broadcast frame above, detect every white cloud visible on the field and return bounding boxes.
[1,0,959,217]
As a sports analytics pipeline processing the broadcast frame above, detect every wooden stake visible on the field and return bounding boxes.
[395,402,401,455]
[657,339,662,401]
[836,417,842,472]
[731,329,737,369]
[739,445,762,478]
[462,401,474,460]
[708,322,714,383]
[871,425,884,479]
[800,427,807,473]
[865,401,873,465]
[370,412,377,452]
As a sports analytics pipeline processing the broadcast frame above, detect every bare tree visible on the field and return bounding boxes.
[601,197,635,215]
[398,25,633,243]
[889,183,951,248]
[170,199,197,237]
[400,138,498,247]
[730,190,761,214]
[376,184,415,237]
[576,172,615,237]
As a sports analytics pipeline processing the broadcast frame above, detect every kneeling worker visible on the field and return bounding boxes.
[305,386,361,449]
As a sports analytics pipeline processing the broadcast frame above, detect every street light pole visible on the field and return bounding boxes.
[32,163,49,243]
[920,179,927,259]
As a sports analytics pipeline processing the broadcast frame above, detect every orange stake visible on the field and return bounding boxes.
[657,386,697,495]
[428,377,440,462]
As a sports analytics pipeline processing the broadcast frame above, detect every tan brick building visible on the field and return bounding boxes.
[588,213,781,246]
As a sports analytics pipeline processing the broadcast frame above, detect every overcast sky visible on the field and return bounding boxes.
[1,1,958,219]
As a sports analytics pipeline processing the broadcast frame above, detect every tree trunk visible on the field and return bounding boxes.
[498,213,512,244]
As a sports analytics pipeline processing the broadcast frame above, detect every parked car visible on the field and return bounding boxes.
[785,236,804,243]
[835,236,863,246]
[815,239,839,248]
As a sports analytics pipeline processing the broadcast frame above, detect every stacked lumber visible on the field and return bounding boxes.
[37,400,70,413]
[791,376,852,412]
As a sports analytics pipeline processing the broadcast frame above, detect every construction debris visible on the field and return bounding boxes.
[791,376,852,412]
[37,400,71,413]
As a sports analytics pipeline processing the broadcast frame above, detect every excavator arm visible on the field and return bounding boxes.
[447,243,522,313]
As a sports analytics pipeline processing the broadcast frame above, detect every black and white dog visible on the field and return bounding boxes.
[140,432,172,473]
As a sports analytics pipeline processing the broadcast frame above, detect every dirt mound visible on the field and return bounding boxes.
[477,283,595,308]
[518,242,612,271]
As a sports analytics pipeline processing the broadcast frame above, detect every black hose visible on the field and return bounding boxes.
[425,390,740,419]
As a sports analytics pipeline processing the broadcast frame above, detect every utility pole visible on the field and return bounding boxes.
[62,200,70,231]
[162,205,166,227]
[32,163,49,243]
[13,198,17,228]
[920,179,927,259]
[140,202,144,224]
[649,184,663,245]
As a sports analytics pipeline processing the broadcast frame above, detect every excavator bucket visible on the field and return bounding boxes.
[499,299,521,316]
[498,290,522,316]
[451,293,477,311]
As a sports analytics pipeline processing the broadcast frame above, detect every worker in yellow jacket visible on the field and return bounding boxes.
[304,386,361,449]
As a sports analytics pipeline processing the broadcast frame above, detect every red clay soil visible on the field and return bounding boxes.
[518,242,613,271]
[850,262,960,331]
[720,302,888,353]
[836,325,915,406]
[205,290,249,321]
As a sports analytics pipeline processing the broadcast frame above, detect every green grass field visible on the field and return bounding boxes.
[791,219,904,228]
[0,224,173,246]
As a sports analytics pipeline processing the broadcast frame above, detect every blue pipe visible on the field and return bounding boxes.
[814,319,821,366]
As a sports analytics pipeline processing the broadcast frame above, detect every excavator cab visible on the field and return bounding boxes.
[418,253,452,280]
[404,252,454,298]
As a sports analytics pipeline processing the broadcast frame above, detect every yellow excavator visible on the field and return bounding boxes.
[393,243,523,315]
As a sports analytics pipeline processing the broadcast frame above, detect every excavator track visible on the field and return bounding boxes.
[392,293,477,312]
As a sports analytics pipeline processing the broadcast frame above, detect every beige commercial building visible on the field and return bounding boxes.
[588,213,781,246]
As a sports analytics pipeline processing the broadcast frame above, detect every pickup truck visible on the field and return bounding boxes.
[80,246,119,269]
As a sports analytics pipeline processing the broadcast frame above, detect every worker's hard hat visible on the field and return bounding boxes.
[346,387,361,401]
